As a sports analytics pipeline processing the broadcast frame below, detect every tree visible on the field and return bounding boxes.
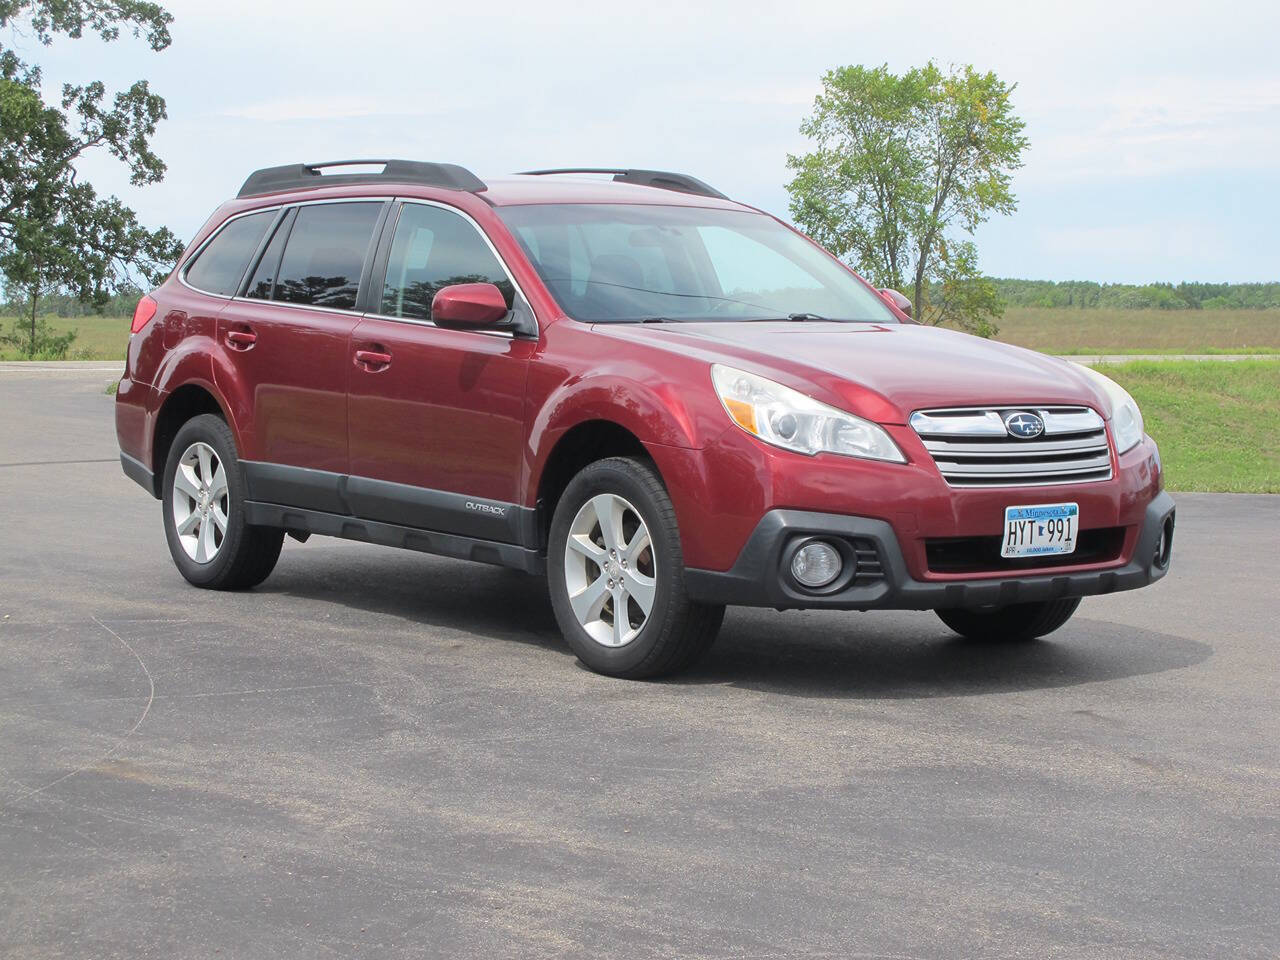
[786,63,1028,336]
[0,0,182,355]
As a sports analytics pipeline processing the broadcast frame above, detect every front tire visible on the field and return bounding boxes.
[161,414,284,590]
[936,597,1081,642]
[548,457,724,679]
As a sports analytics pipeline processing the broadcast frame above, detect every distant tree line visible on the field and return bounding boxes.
[2,285,144,318]
[991,279,1280,310]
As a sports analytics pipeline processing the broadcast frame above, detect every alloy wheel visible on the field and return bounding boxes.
[563,493,657,648]
[170,441,229,563]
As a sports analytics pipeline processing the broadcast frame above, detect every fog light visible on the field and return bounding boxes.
[791,541,843,588]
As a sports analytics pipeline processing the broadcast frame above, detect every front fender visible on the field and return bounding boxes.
[523,357,725,503]
[531,370,702,448]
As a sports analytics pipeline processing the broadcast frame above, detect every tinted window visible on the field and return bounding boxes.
[184,211,274,296]
[244,210,293,301]
[273,203,381,310]
[381,204,514,320]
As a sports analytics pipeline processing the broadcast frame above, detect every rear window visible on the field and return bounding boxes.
[183,211,274,296]
[272,203,382,310]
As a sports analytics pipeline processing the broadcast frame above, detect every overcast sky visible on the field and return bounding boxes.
[25,0,1280,282]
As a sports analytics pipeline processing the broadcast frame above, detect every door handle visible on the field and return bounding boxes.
[226,329,257,349]
[354,349,392,370]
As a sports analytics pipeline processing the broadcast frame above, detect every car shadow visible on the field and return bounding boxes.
[260,545,1211,701]
[260,545,568,654]
[683,609,1212,700]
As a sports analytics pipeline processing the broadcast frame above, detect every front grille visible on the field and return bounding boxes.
[910,406,1113,487]
[926,526,1126,573]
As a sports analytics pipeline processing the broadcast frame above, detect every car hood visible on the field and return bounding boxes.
[598,321,1109,424]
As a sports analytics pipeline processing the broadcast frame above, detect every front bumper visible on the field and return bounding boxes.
[684,490,1175,611]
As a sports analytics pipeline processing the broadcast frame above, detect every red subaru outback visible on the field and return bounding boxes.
[116,160,1174,678]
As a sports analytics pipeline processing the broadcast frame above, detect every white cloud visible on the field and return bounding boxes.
[219,95,400,122]
[1020,75,1280,183]
[1038,224,1223,261]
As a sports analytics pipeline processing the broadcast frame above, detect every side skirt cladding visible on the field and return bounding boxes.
[240,462,544,574]
[121,452,160,498]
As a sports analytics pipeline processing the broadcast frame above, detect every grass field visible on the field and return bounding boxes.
[995,307,1280,354]
[0,313,132,360]
[1103,360,1279,493]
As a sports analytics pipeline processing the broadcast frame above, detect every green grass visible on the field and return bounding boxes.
[1055,345,1280,356]
[995,307,1280,355]
[1104,360,1280,493]
[0,313,131,360]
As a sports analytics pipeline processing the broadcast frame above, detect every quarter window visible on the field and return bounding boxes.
[244,210,293,301]
[272,203,382,310]
[183,210,274,296]
[381,204,514,320]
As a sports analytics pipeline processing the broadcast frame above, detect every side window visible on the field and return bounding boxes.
[244,209,293,301]
[183,210,274,296]
[381,204,514,320]
[272,203,382,310]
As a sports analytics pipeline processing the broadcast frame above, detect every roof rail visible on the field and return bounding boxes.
[237,159,487,198]
[518,168,728,200]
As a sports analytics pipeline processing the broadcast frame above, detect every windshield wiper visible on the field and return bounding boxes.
[731,313,836,323]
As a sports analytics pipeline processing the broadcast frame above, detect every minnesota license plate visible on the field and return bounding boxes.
[1002,503,1079,558]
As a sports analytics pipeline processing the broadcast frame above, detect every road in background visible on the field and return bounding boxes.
[1,368,1276,959]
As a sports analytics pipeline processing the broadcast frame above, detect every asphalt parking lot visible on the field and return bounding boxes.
[1,367,1276,960]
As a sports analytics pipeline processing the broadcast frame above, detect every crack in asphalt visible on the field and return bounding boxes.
[8,616,155,803]
[0,458,118,468]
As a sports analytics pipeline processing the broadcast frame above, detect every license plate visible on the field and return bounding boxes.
[1002,502,1079,558]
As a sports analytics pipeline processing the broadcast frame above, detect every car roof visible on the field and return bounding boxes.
[231,161,756,212]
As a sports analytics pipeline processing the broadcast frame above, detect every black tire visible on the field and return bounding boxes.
[547,457,724,679]
[936,597,1081,642]
[161,413,284,590]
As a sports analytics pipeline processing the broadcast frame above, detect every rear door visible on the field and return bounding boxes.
[346,199,535,543]
[215,200,388,511]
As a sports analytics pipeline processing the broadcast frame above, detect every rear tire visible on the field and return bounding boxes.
[936,597,1081,642]
[161,414,284,590]
[548,457,724,679]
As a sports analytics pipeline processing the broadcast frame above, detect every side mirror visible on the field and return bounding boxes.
[431,282,510,329]
[879,288,913,319]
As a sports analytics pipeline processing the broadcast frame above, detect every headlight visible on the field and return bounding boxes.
[711,364,905,462]
[1073,363,1145,454]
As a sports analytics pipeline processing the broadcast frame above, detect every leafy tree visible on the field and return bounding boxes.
[0,0,182,355]
[786,62,1028,335]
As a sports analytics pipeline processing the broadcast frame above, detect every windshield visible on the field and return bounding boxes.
[496,203,899,324]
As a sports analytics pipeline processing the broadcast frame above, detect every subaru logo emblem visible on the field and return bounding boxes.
[1004,411,1045,439]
